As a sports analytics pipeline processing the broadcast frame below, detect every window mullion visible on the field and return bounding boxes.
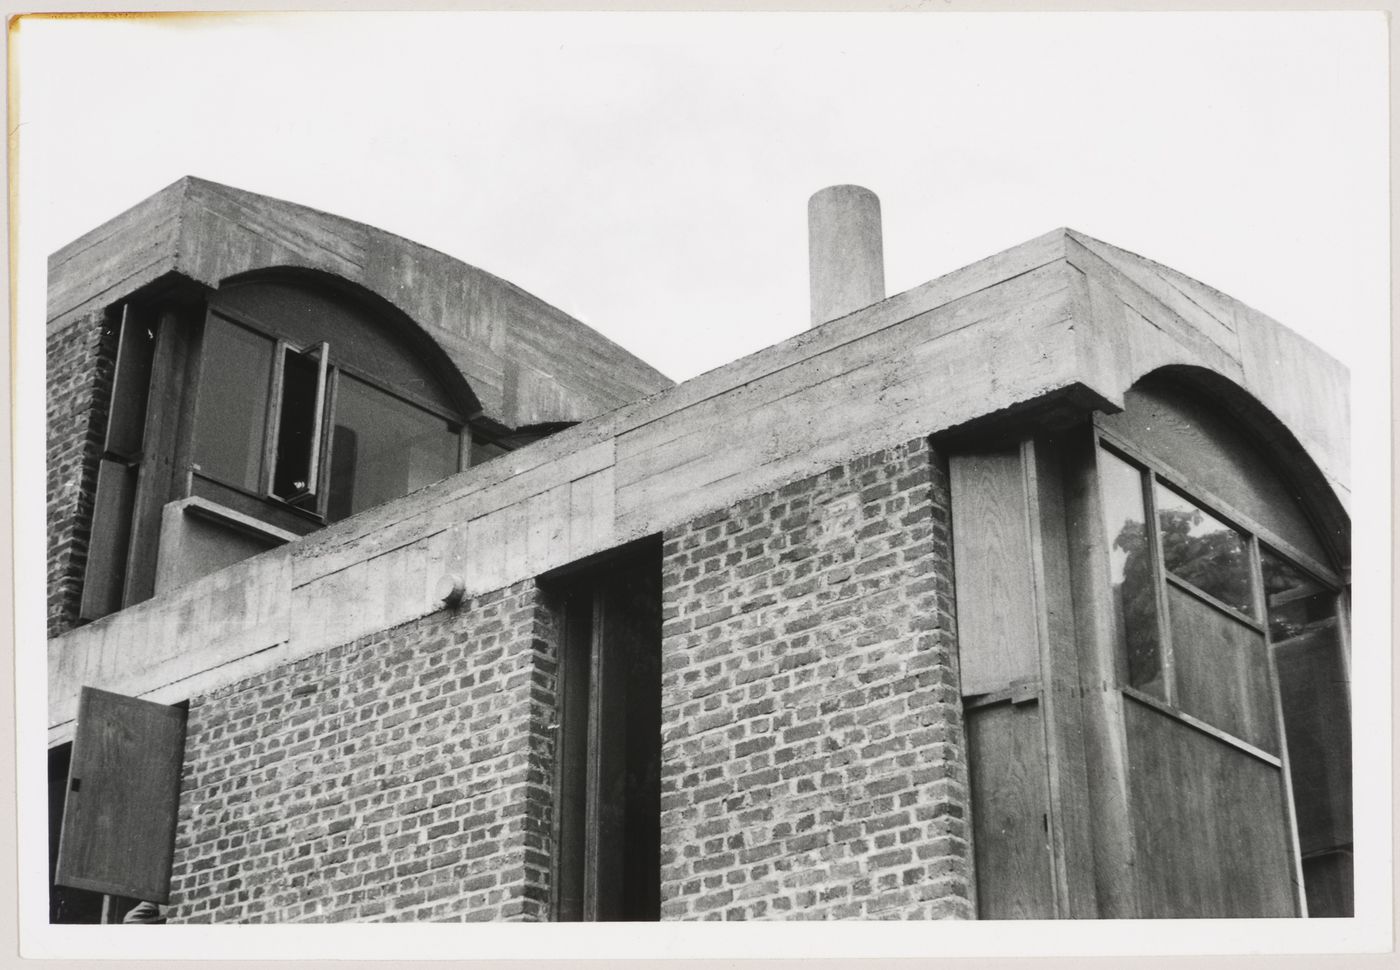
[1142,470,1177,707]
[263,341,289,498]
[304,342,330,496]
[317,367,341,519]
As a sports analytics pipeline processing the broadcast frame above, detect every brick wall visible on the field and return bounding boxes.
[658,436,973,919]
[46,310,118,636]
[169,581,560,922]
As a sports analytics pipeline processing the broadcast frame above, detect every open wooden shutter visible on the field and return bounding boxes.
[55,688,187,903]
[79,306,157,620]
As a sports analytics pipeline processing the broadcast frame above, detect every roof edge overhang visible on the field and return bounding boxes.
[47,176,675,427]
[46,218,1350,740]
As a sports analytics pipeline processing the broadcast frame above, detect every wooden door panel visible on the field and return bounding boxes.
[967,700,1054,918]
[55,688,187,903]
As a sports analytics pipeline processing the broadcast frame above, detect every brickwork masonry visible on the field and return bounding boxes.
[168,581,559,922]
[658,437,974,919]
[47,310,118,636]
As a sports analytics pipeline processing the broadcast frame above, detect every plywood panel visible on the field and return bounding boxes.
[967,701,1054,919]
[1274,624,1352,854]
[56,689,187,903]
[950,450,1039,695]
[1167,585,1276,753]
[1123,697,1296,918]
[1302,849,1353,918]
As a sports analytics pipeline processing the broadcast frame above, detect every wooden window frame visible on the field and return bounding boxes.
[1093,418,1349,917]
[191,308,468,525]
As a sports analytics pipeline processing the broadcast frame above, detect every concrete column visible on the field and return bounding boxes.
[808,185,885,327]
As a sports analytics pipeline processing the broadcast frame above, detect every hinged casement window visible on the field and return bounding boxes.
[73,277,498,625]
[269,341,329,506]
[53,688,187,913]
[190,305,465,525]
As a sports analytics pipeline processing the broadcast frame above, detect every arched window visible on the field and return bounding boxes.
[1095,374,1351,918]
[191,277,468,524]
[953,371,1350,920]
[80,274,481,621]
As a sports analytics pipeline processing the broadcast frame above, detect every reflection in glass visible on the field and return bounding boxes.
[1100,449,1163,694]
[326,374,460,522]
[193,316,274,492]
[1262,548,1352,917]
[1155,483,1255,617]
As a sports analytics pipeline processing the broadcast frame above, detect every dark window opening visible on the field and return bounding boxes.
[552,548,662,921]
[48,743,120,923]
[271,343,327,506]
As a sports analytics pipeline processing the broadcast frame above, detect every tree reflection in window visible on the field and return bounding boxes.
[1154,483,1256,617]
[1100,449,1163,695]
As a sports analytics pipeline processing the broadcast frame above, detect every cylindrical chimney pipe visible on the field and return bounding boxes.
[808,185,885,327]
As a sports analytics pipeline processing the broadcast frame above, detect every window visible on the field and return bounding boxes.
[191,303,463,525]
[1263,549,1353,918]
[191,316,274,494]
[1097,435,1351,916]
[326,373,461,521]
[75,278,512,625]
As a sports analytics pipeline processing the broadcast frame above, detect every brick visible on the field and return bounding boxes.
[659,438,972,920]
[166,580,558,924]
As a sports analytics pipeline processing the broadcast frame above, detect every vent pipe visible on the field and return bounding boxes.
[807,185,885,327]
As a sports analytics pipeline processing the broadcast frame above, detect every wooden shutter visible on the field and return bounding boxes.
[55,688,187,903]
[78,306,157,620]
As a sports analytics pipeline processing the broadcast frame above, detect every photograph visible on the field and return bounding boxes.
[11,7,1390,962]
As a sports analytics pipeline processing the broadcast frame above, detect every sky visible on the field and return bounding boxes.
[11,9,1394,961]
[15,11,1389,384]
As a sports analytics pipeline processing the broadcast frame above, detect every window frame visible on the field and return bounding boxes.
[1093,417,1350,915]
[1094,424,1344,704]
[192,304,468,524]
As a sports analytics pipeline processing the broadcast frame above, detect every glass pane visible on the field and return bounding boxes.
[193,316,274,492]
[1261,551,1335,642]
[272,348,322,503]
[1099,449,1164,695]
[469,437,509,467]
[1263,549,1351,914]
[326,374,460,522]
[1155,483,1255,617]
